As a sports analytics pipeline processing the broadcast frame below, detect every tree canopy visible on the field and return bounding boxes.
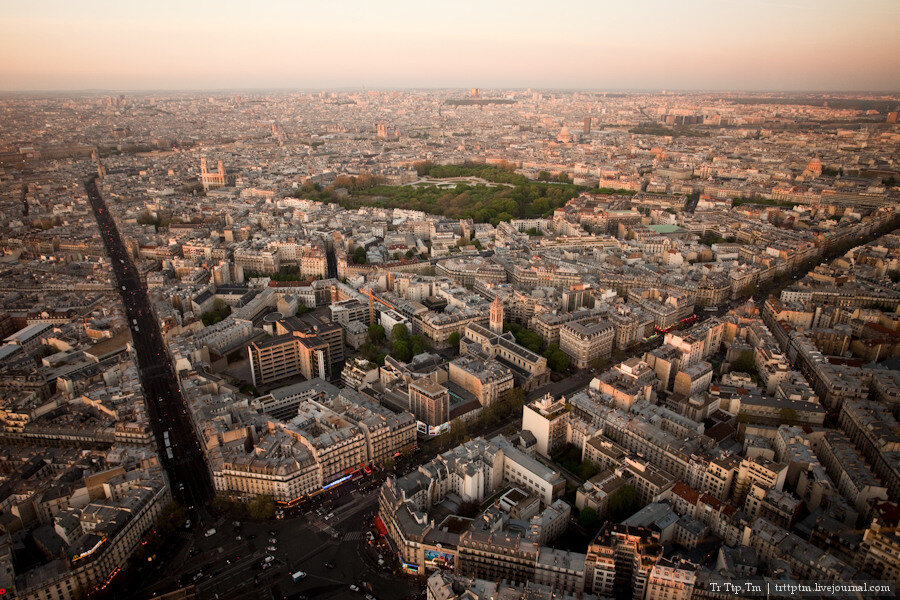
[368,324,386,344]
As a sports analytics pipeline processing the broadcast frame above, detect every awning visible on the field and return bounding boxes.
[373,514,388,536]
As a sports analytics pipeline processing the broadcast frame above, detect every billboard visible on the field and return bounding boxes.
[402,562,420,575]
[416,421,450,436]
[424,549,454,570]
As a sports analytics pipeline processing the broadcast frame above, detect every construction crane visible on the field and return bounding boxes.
[363,287,398,326]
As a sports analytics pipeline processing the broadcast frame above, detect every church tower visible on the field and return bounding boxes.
[489,297,504,334]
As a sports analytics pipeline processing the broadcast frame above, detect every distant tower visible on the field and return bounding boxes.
[200,158,226,191]
[557,126,572,144]
[376,123,387,139]
[489,297,504,334]
[583,117,592,134]
[887,111,899,124]
[471,88,480,98]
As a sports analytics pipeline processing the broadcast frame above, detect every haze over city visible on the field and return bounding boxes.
[2,0,900,91]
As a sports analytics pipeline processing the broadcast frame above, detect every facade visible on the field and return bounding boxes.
[559,319,614,369]
[200,157,226,190]
[521,394,571,458]
[447,356,514,408]
[409,378,450,428]
[461,323,549,391]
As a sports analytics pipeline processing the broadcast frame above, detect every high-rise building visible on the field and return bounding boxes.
[376,122,387,139]
[583,116,592,134]
[408,377,449,428]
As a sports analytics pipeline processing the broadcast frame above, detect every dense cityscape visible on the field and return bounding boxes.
[0,85,897,600]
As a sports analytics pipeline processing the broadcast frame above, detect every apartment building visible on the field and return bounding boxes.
[584,524,661,599]
[816,431,888,514]
[838,400,900,499]
[559,318,614,369]
[521,394,571,458]
[247,317,344,386]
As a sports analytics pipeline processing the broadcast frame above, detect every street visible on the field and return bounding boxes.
[129,472,419,600]
[84,176,213,514]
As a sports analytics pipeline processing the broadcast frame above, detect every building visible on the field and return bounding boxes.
[860,511,900,586]
[492,435,566,506]
[447,355,514,408]
[584,524,662,599]
[200,157,226,190]
[247,317,345,386]
[489,297,504,334]
[521,394,571,458]
[252,378,340,420]
[409,378,450,429]
[644,557,696,600]
[559,319,614,369]
[461,323,549,391]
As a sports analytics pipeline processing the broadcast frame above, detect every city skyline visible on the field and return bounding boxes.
[2,0,900,92]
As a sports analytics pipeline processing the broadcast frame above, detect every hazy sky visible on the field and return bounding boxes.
[2,0,899,91]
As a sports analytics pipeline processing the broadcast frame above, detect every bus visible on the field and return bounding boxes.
[292,571,306,582]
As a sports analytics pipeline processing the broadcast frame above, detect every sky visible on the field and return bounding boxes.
[1,0,899,92]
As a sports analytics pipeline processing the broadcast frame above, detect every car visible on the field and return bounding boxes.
[325,512,334,520]
[365,594,377,600]
[324,561,335,569]
[268,530,277,536]
[266,545,276,551]
[261,563,271,570]
[349,585,360,592]
[268,537,277,543]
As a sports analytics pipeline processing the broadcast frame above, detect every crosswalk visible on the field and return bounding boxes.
[342,531,363,542]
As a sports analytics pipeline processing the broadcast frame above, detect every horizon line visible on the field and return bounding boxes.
[2,87,900,96]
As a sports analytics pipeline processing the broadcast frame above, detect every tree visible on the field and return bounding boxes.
[449,419,468,443]
[507,388,526,407]
[576,461,599,480]
[448,331,461,350]
[579,507,599,529]
[537,170,553,181]
[543,344,570,373]
[368,324,386,345]
[731,350,756,373]
[391,339,412,363]
[392,323,409,341]
[410,334,427,356]
[353,245,367,264]
[383,457,395,471]
[607,484,638,522]
[247,494,275,520]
